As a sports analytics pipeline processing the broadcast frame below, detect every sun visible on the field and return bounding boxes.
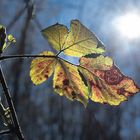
[113,12,140,39]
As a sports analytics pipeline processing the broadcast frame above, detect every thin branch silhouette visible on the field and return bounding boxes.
[0,65,25,140]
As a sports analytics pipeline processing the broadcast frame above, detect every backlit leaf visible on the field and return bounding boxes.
[63,20,105,57]
[79,59,139,105]
[80,55,113,71]
[41,24,68,51]
[53,60,88,106]
[30,51,56,85]
[41,20,105,57]
[30,20,139,107]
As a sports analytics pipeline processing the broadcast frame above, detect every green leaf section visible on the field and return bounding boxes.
[41,20,105,57]
[63,20,105,57]
[41,24,68,51]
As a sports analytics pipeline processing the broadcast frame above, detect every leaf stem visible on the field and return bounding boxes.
[0,54,97,73]
[0,54,100,80]
[56,50,63,56]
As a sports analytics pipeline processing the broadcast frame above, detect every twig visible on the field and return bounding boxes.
[0,65,25,140]
[0,129,11,135]
[0,54,77,67]
[0,54,57,60]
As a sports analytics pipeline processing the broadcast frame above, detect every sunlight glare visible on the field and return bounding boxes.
[114,12,140,39]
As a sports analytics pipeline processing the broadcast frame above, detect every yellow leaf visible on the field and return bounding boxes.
[53,60,89,106]
[63,20,105,57]
[80,55,113,71]
[79,68,126,105]
[41,23,68,51]
[30,51,56,85]
[79,61,139,105]
[41,20,105,57]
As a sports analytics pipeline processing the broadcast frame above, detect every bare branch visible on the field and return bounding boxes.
[0,65,25,140]
[0,54,57,60]
[0,129,11,135]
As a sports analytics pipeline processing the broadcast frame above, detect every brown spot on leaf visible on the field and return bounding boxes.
[44,74,48,79]
[89,80,94,86]
[37,62,44,68]
[71,91,77,99]
[63,79,69,86]
[36,69,40,73]
[55,85,60,89]
[39,77,43,81]
[118,88,125,95]
[64,87,67,91]
[104,65,123,85]
[124,92,133,96]
[103,102,107,105]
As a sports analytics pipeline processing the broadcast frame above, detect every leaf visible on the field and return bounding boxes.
[79,58,139,105]
[53,60,88,106]
[63,20,105,57]
[8,34,16,43]
[41,20,105,57]
[30,20,139,107]
[41,23,68,51]
[0,25,7,53]
[30,51,56,85]
[80,55,113,71]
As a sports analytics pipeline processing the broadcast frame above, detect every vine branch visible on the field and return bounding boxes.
[0,54,104,83]
[0,65,25,140]
[0,54,57,60]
